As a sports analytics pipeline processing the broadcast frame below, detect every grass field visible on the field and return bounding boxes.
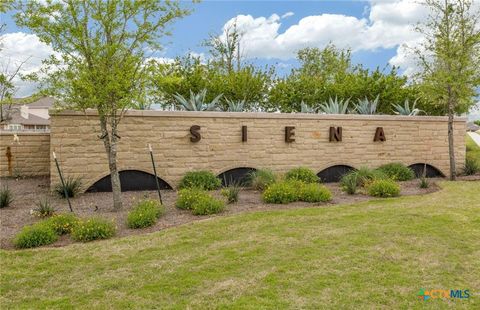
[466,135,480,166]
[1,181,479,309]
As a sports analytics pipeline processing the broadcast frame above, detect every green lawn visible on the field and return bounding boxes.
[1,181,479,309]
[466,134,480,166]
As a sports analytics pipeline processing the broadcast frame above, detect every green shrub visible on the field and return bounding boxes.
[0,186,13,208]
[178,171,221,190]
[285,167,319,183]
[221,183,240,204]
[71,217,116,242]
[191,195,225,215]
[298,183,332,202]
[46,213,79,235]
[340,172,358,195]
[32,198,55,217]
[176,188,225,215]
[377,163,415,181]
[176,188,209,210]
[14,222,58,249]
[474,120,480,126]
[248,169,277,190]
[463,157,479,175]
[127,199,165,229]
[354,167,387,187]
[54,177,82,198]
[367,179,400,198]
[262,181,299,204]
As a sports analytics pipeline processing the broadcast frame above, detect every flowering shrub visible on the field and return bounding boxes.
[367,179,400,198]
[377,163,415,181]
[176,188,209,210]
[127,199,165,229]
[262,181,299,204]
[285,167,319,183]
[191,195,225,215]
[298,183,332,203]
[176,188,225,215]
[71,217,116,242]
[46,213,79,235]
[14,222,58,249]
[178,171,221,190]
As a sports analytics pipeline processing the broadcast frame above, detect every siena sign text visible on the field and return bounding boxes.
[189,125,387,143]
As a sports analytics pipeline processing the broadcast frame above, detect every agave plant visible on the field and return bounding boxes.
[318,97,350,114]
[393,99,422,116]
[354,95,379,114]
[300,101,316,113]
[173,89,223,111]
[225,99,246,112]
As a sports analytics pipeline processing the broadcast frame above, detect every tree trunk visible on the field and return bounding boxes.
[100,116,123,210]
[447,100,456,181]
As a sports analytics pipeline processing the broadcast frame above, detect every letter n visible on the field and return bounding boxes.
[329,127,342,142]
[374,127,386,142]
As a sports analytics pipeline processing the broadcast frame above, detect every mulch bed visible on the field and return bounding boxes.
[2,175,475,250]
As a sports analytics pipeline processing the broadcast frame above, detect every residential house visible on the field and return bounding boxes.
[1,97,53,132]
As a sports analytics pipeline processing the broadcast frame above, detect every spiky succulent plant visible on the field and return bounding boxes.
[173,89,223,111]
[354,95,379,114]
[300,101,316,113]
[225,99,246,112]
[393,99,422,116]
[318,97,350,114]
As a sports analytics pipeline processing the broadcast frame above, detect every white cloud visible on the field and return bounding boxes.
[0,32,54,97]
[281,12,294,19]
[218,0,433,76]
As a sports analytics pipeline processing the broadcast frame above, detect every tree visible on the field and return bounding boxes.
[414,0,480,180]
[15,0,190,210]
[1,0,29,122]
[204,19,244,73]
[0,58,30,123]
[268,45,419,113]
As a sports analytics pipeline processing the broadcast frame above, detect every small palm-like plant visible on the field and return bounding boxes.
[173,89,223,111]
[225,99,246,112]
[300,101,316,113]
[393,99,422,116]
[318,97,350,114]
[354,95,379,114]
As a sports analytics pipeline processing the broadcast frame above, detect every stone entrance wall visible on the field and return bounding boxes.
[48,111,466,190]
[0,132,50,177]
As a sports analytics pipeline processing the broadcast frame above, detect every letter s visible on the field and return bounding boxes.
[190,125,201,143]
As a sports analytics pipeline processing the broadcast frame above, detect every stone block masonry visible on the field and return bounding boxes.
[48,110,466,190]
[0,132,50,177]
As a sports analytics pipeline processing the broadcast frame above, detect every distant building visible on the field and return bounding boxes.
[1,97,53,132]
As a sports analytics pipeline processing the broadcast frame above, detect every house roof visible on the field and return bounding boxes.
[12,96,54,109]
[7,111,50,126]
[2,96,53,126]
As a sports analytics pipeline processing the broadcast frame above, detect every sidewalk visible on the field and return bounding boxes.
[467,132,480,147]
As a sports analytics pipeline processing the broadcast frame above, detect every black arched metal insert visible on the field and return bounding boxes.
[317,165,356,183]
[218,167,257,186]
[86,170,172,192]
[408,164,445,178]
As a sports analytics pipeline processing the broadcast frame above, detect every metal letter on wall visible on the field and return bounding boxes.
[285,126,295,143]
[329,127,342,142]
[190,125,201,142]
[242,126,247,142]
[374,127,386,142]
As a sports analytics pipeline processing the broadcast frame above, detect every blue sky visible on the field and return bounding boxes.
[2,0,480,119]
[1,0,421,96]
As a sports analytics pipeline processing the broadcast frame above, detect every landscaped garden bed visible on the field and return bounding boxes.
[0,174,447,249]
